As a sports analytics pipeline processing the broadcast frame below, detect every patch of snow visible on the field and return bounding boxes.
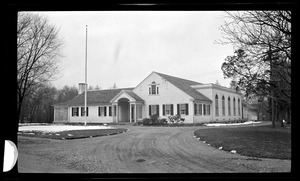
[230,150,237,154]
[205,121,261,127]
[219,147,223,150]
[18,125,114,133]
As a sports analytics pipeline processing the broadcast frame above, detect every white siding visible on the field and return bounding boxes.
[133,72,195,123]
[195,85,243,122]
[69,105,113,123]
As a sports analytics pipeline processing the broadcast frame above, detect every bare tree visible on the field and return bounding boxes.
[17,12,63,122]
[219,11,291,127]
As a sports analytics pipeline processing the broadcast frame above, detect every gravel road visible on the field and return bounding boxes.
[18,124,291,173]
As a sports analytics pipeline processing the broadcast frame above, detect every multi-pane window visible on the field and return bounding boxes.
[222,96,225,116]
[163,104,173,115]
[178,104,188,115]
[149,81,159,95]
[215,95,219,116]
[149,105,159,116]
[113,106,117,116]
[81,107,89,116]
[151,84,156,94]
[233,98,236,116]
[109,106,112,116]
[72,107,79,117]
[203,104,210,115]
[206,104,210,115]
[194,103,202,115]
[228,97,231,116]
[98,106,106,117]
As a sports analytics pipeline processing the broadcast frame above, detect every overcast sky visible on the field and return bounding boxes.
[30,11,235,89]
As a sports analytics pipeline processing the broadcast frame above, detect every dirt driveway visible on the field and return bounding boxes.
[18,125,291,173]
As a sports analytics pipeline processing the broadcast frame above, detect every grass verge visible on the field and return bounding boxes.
[18,128,128,140]
[194,125,291,160]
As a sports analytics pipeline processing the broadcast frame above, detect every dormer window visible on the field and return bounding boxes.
[149,81,159,95]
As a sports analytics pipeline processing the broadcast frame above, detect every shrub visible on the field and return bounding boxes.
[136,120,143,126]
[142,118,151,125]
[150,114,159,124]
[158,118,168,125]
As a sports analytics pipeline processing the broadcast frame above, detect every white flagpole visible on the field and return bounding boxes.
[84,25,88,126]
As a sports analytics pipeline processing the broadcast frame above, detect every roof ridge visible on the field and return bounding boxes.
[154,71,211,102]
[154,71,202,85]
[87,87,134,92]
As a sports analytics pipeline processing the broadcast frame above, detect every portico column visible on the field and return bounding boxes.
[134,104,137,122]
[116,104,119,122]
[129,103,132,122]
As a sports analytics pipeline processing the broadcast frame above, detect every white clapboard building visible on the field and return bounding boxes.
[53,71,243,123]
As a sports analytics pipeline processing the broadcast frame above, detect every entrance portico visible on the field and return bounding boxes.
[110,90,144,123]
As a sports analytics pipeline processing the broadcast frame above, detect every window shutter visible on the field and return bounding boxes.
[76,107,79,116]
[149,105,151,116]
[98,107,101,116]
[86,107,88,117]
[149,87,151,94]
[156,105,159,116]
[171,104,174,115]
[104,107,107,116]
[186,103,189,115]
[177,104,180,115]
[194,103,197,115]
[72,108,74,116]
[163,105,165,116]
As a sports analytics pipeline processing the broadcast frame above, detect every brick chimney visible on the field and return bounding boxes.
[78,83,87,95]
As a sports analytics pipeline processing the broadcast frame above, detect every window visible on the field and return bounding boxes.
[151,84,156,94]
[163,104,173,115]
[177,103,189,115]
[138,105,142,119]
[222,96,225,116]
[194,103,202,115]
[149,105,159,116]
[238,99,241,116]
[81,107,88,116]
[228,97,231,116]
[149,81,159,95]
[72,107,79,117]
[98,106,107,117]
[109,106,112,117]
[113,106,117,116]
[233,98,236,116]
[206,104,210,115]
[215,95,219,116]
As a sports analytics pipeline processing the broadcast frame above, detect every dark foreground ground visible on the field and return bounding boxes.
[18,122,291,173]
[194,124,291,159]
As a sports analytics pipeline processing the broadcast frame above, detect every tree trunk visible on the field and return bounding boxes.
[271,96,275,128]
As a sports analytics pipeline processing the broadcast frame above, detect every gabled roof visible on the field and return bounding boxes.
[110,89,144,103]
[154,72,212,102]
[53,88,134,106]
[123,90,144,102]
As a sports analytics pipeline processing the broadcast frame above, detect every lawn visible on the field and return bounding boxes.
[18,128,128,140]
[194,125,291,160]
